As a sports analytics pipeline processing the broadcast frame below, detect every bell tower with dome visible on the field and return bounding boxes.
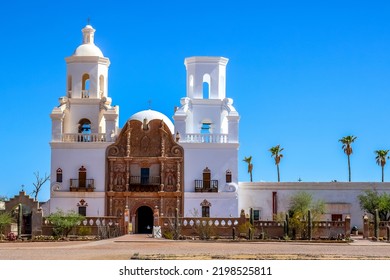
[49,24,119,217]
[174,56,240,218]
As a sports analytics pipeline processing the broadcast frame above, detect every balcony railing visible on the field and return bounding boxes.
[181,133,229,143]
[195,180,218,192]
[62,133,107,142]
[127,176,160,192]
[70,179,95,192]
[129,176,160,185]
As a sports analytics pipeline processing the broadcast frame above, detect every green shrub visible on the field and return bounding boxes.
[78,226,92,236]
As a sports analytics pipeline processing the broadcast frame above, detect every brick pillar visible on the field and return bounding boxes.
[344,215,351,239]
[363,214,369,239]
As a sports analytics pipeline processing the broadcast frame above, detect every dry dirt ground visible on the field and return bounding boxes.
[1,234,390,260]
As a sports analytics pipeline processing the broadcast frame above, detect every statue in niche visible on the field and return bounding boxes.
[114,172,125,186]
[113,163,126,191]
[164,167,176,192]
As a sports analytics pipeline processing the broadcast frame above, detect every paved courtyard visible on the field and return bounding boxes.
[1,235,390,260]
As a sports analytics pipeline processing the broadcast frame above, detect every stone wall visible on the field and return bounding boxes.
[5,191,43,238]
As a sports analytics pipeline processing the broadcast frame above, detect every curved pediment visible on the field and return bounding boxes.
[107,119,183,158]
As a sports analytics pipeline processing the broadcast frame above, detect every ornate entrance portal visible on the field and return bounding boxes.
[136,206,153,233]
[105,114,184,234]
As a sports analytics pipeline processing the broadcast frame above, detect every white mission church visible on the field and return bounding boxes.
[45,24,390,232]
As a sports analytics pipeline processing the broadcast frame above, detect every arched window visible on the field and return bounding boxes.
[201,199,211,218]
[82,73,90,98]
[202,74,211,99]
[226,170,232,183]
[99,75,104,97]
[78,119,91,134]
[202,82,209,99]
[67,76,72,97]
[56,168,63,183]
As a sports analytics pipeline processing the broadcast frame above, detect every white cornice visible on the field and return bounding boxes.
[65,56,110,66]
[180,143,239,149]
[50,142,112,149]
[238,182,390,191]
[184,56,229,66]
[191,99,224,105]
[69,98,101,105]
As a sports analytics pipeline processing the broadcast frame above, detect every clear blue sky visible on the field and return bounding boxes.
[1,1,390,201]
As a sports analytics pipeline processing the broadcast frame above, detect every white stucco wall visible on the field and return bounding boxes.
[51,143,109,190]
[184,192,239,217]
[182,143,239,193]
[66,61,108,99]
[238,182,390,230]
[49,193,105,217]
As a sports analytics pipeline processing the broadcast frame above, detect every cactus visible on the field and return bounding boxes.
[174,208,179,240]
[307,209,312,240]
[17,203,22,239]
[285,213,289,237]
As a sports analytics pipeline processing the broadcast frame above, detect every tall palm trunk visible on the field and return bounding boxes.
[382,165,385,182]
[348,154,351,182]
[277,164,280,182]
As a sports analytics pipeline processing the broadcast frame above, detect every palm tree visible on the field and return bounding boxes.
[339,135,357,182]
[243,156,253,182]
[269,145,284,182]
[375,149,389,182]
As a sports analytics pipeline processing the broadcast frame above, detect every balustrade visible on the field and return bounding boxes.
[62,133,107,142]
[182,133,229,143]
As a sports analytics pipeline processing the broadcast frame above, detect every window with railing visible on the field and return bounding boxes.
[70,166,95,191]
[195,167,218,192]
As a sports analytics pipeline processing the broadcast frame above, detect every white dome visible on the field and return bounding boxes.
[73,44,104,57]
[129,109,174,134]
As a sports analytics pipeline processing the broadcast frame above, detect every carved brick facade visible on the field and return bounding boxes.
[106,118,184,233]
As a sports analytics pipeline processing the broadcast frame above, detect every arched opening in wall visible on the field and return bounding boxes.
[82,73,90,98]
[67,76,72,97]
[99,75,104,98]
[78,118,91,134]
[202,74,211,99]
[136,206,153,234]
